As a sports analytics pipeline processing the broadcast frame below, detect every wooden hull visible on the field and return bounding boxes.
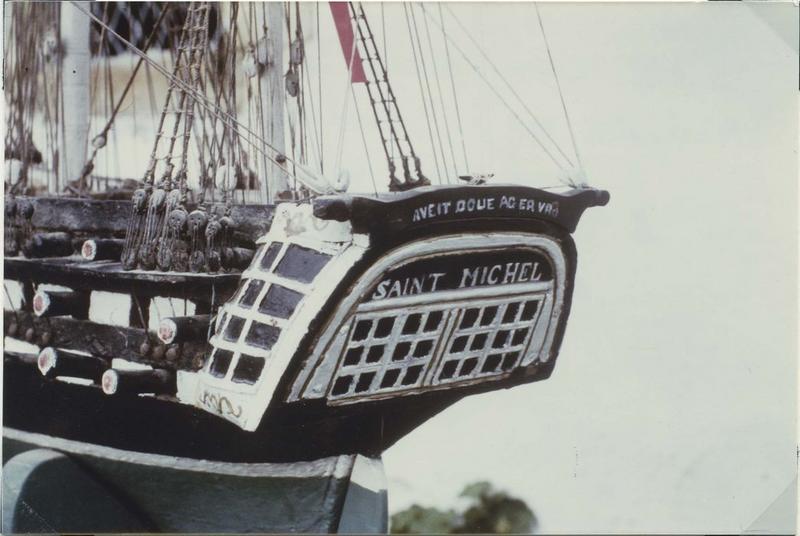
[3,352,505,462]
[3,430,387,533]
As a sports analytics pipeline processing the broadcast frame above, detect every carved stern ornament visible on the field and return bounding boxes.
[190,184,608,451]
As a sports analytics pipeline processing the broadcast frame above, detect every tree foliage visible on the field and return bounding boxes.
[390,504,459,534]
[391,481,537,534]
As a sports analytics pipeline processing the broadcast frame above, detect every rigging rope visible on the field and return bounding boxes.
[437,4,470,174]
[351,86,379,196]
[438,4,575,169]
[408,4,450,183]
[350,2,427,190]
[77,1,338,202]
[80,3,172,189]
[71,1,307,183]
[381,3,393,165]
[420,5,459,181]
[403,3,443,182]
[534,3,585,180]
[301,50,324,174]
[333,26,359,179]
[4,3,48,191]
[418,5,566,172]
[121,2,210,271]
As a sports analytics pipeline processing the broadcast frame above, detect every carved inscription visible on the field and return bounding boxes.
[369,249,553,301]
[411,195,560,222]
[200,390,243,418]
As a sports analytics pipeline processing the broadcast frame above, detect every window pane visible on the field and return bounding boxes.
[259,242,283,271]
[273,245,331,283]
[239,280,265,308]
[209,349,233,378]
[232,278,250,302]
[244,321,281,350]
[258,284,303,319]
[231,354,265,384]
[223,316,245,342]
[215,312,228,335]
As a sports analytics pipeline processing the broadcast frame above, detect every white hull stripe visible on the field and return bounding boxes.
[3,427,355,479]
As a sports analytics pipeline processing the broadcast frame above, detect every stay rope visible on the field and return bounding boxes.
[534,3,585,178]
[423,4,570,172]
[71,1,307,183]
[403,3,443,182]
[408,4,450,183]
[437,4,470,174]
[440,4,575,169]
[420,5,460,181]
[80,3,172,189]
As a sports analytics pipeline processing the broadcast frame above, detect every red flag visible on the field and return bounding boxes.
[329,2,367,83]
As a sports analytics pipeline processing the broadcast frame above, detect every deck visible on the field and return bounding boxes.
[4,256,241,299]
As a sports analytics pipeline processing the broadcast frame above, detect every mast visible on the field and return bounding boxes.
[59,2,91,190]
[262,2,288,199]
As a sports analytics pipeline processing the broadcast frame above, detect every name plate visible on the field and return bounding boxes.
[368,248,553,302]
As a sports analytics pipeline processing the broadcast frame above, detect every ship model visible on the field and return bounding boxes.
[3,2,608,532]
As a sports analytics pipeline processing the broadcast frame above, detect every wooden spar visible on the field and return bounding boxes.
[263,2,289,199]
[3,310,206,371]
[33,289,90,319]
[37,347,107,381]
[4,350,38,368]
[60,2,91,187]
[6,309,146,361]
[82,238,125,261]
[101,368,176,396]
[157,314,211,344]
[22,232,75,258]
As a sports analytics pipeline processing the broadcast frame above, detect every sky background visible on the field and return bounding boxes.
[5,2,798,533]
[365,2,798,534]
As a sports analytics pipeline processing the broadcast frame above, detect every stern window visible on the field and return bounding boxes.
[259,242,283,271]
[244,321,281,350]
[239,280,265,308]
[209,349,233,378]
[232,354,266,384]
[223,316,245,342]
[258,284,303,319]
[274,245,331,283]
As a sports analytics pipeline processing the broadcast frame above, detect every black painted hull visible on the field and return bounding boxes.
[3,345,555,464]
[2,434,357,533]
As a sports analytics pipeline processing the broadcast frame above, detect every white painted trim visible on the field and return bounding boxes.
[349,455,387,493]
[3,427,355,480]
[191,205,370,430]
[356,280,553,313]
[290,233,567,402]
